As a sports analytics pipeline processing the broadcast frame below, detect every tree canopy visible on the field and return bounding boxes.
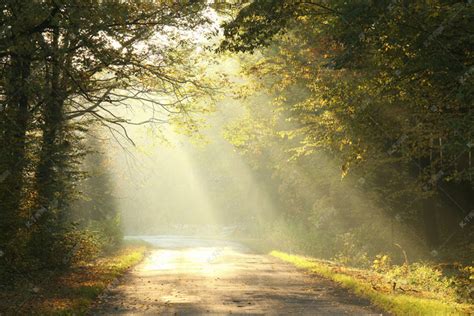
[0,0,212,274]
[220,0,473,258]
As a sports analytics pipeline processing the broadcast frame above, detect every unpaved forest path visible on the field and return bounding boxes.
[90,236,383,315]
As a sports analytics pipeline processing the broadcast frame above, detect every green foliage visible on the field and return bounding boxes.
[222,0,474,262]
[370,254,474,303]
[372,254,392,273]
[54,229,103,266]
[0,0,211,279]
[334,232,371,268]
[387,262,455,298]
[70,132,123,253]
[220,0,295,52]
[272,251,473,315]
[452,266,474,302]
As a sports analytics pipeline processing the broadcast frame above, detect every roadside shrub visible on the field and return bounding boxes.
[333,232,370,268]
[449,265,474,303]
[368,255,473,303]
[372,254,392,273]
[89,215,123,253]
[52,229,103,267]
[382,262,456,300]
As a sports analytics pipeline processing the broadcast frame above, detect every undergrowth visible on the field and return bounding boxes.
[271,251,473,316]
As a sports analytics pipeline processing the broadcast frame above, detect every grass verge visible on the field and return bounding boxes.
[271,250,473,316]
[4,241,148,315]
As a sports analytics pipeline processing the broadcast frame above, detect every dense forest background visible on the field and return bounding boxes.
[217,0,474,265]
[0,1,213,280]
[0,0,473,295]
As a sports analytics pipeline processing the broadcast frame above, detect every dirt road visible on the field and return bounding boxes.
[90,236,383,315]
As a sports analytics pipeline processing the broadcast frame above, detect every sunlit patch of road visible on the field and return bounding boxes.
[141,247,234,275]
[90,236,383,315]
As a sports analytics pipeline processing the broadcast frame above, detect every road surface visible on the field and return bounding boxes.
[90,236,383,315]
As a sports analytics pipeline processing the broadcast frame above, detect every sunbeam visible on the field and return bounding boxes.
[0,1,471,314]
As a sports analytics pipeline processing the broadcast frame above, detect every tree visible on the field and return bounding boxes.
[1,0,212,271]
[221,0,473,258]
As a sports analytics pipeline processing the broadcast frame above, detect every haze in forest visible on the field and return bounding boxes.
[0,2,472,313]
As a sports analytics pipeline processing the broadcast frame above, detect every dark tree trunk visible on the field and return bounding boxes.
[36,26,64,210]
[0,54,31,250]
[30,27,67,266]
[421,199,440,250]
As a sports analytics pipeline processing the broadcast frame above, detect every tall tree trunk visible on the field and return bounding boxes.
[0,54,31,254]
[30,27,66,266]
[36,28,63,210]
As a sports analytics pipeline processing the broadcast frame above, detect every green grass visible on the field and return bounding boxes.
[271,250,473,316]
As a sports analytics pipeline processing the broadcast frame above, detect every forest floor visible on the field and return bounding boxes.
[0,243,147,315]
[89,236,383,315]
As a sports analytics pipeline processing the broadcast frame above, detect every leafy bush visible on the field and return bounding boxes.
[388,263,454,297]
[448,265,474,303]
[333,232,371,268]
[89,215,123,253]
[370,255,466,302]
[52,229,103,267]
[372,254,392,273]
[264,218,336,258]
